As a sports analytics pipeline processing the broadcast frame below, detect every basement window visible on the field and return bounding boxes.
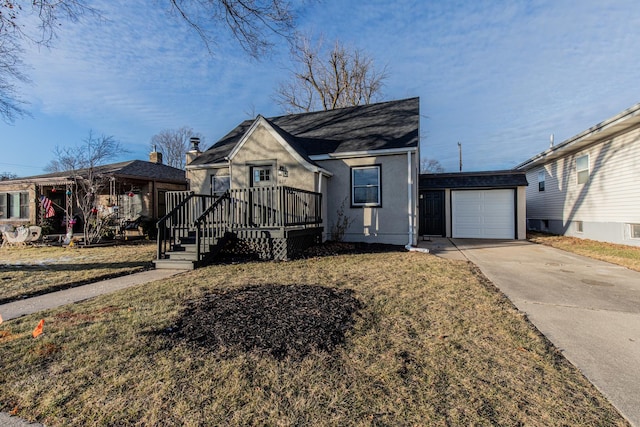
[575,221,584,233]
[631,224,640,239]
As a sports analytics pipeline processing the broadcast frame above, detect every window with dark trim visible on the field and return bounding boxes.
[351,165,381,206]
[576,154,589,184]
[538,170,545,191]
[0,192,29,220]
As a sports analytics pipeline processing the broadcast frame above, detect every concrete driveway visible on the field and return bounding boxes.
[451,239,640,426]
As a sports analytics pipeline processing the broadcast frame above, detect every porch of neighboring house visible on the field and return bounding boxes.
[37,180,150,241]
[154,186,323,270]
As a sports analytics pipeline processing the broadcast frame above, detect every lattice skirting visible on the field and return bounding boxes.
[224,228,322,261]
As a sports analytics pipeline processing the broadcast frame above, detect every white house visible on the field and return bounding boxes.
[516,102,640,246]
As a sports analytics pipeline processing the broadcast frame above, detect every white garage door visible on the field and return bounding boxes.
[452,189,515,239]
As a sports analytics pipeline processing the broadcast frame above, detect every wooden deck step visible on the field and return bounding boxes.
[152,259,196,270]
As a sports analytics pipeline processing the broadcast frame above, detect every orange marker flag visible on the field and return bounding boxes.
[32,319,44,338]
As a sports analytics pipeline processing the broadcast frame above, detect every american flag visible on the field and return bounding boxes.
[39,195,55,218]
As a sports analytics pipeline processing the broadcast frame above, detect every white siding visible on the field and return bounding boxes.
[524,124,640,244]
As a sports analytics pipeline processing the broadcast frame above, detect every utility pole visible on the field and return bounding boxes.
[458,142,462,172]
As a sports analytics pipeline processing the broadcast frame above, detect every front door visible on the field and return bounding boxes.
[419,190,445,237]
[249,165,274,225]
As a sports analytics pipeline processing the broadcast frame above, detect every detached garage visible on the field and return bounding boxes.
[419,171,528,240]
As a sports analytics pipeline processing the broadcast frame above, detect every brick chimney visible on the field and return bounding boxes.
[150,145,163,164]
[186,137,202,165]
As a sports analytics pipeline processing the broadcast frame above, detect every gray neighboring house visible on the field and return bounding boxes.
[419,171,528,239]
[516,102,640,246]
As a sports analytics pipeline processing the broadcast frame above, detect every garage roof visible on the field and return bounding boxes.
[419,171,528,189]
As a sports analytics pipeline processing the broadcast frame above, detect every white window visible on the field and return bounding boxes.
[211,174,230,196]
[352,165,381,206]
[0,192,29,219]
[251,166,272,187]
[538,170,545,191]
[576,155,589,184]
[575,221,584,233]
[631,224,640,239]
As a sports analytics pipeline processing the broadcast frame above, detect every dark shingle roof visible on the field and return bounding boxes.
[4,160,186,183]
[190,97,419,166]
[420,171,528,189]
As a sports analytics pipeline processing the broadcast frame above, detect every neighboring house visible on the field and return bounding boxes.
[0,150,187,235]
[516,102,640,246]
[419,171,528,239]
[156,97,420,268]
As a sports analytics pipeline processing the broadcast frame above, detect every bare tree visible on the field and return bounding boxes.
[1,0,299,123]
[0,171,17,181]
[1,1,98,123]
[150,126,204,169]
[276,35,388,113]
[168,0,296,58]
[420,158,445,174]
[46,131,128,244]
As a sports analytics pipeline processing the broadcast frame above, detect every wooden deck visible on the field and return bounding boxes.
[154,187,323,269]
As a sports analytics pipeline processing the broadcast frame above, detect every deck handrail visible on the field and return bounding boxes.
[157,186,322,262]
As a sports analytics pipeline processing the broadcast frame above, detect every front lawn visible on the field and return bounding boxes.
[0,251,626,426]
[0,242,156,304]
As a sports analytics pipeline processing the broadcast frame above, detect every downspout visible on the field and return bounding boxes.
[405,151,414,249]
[405,152,428,253]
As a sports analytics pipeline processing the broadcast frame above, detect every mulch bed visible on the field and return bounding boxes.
[300,241,405,258]
[170,284,363,360]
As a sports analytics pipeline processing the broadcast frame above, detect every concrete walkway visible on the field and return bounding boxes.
[449,239,640,426]
[0,268,183,426]
[0,269,183,321]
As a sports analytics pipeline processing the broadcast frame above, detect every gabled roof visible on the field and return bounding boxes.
[516,102,640,171]
[0,160,187,184]
[420,170,528,189]
[189,97,420,166]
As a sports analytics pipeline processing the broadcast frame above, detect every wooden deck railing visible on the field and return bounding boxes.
[157,186,322,261]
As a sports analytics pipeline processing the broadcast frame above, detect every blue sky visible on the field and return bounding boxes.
[2,0,639,177]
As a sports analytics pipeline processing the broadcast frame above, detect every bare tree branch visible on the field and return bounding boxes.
[168,0,296,58]
[420,158,445,173]
[275,35,388,113]
[1,0,299,123]
[0,0,97,123]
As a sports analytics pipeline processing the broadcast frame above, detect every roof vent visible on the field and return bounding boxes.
[549,133,554,148]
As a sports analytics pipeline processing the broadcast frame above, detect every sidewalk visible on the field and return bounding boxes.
[0,268,184,427]
[0,268,183,321]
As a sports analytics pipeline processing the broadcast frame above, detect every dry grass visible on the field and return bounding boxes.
[0,242,156,303]
[528,232,640,272]
[0,251,627,426]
